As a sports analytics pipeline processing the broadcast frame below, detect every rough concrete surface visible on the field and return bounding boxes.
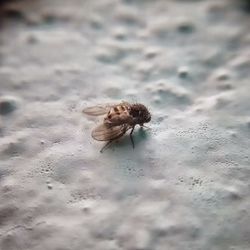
[0,0,250,249]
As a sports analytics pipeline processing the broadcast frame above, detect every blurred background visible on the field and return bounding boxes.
[0,0,250,250]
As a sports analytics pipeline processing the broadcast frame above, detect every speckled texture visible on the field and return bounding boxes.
[0,0,250,249]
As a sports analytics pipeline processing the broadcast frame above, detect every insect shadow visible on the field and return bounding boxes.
[104,127,150,153]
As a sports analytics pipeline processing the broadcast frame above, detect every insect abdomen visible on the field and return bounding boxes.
[108,105,129,118]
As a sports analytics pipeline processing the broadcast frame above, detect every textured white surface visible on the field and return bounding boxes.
[0,0,250,249]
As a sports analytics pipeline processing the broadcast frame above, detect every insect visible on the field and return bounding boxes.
[83,101,151,152]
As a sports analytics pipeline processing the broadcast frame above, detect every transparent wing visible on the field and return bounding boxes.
[82,101,130,116]
[91,124,130,141]
[82,104,113,116]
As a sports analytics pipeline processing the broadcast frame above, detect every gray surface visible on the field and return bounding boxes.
[0,0,250,249]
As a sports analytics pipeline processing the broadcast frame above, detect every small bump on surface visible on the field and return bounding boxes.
[0,96,18,115]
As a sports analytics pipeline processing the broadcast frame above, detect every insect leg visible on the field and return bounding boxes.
[100,140,114,153]
[140,125,151,130]
[130,126,135,149]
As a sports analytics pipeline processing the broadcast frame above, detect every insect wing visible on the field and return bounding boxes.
[82,104,114,116]
[91,124,129,141]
